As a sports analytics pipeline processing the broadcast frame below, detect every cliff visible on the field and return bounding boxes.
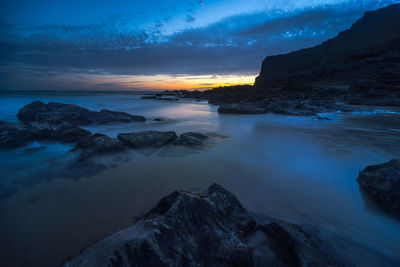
[254,3,400,106]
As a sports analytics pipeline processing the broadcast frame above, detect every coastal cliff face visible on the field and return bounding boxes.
[254,3,400,106]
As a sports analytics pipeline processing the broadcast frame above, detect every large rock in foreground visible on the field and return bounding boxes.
[357,159,400,216]
[17,101,145,125]
[118,131,178,148]
[64,184,343,267]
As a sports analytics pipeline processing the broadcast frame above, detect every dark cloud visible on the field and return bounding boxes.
[0,1,398,90]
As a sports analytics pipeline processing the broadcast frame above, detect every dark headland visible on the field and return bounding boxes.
[151,3,400,115]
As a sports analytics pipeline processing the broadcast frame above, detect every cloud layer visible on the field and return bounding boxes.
[0,0,398,90]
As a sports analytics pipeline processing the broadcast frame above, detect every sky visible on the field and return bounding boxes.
[0,0,398,91]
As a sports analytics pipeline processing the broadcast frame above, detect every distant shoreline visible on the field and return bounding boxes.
[0,90,163,96]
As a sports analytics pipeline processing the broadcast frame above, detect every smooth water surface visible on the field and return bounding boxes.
[0,92,399,266]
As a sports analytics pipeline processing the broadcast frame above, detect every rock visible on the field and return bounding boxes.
[27,123,54,140]
[254,4,400,106]
[53,123,91,143]
[63,184,344,267]
[218,103,266,114]
[0,121,34,148]
[118,131,178,148]
[357,159,400,216]
[94,109,145,124]
[17,100,145,125]
[72,133,125,161]
[174,132,209,146]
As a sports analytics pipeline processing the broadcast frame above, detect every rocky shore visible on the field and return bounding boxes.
[357,159,400,217]
[17,100,145,125]
[63,184,344,267]
[0,101,210,161]
[144,4,400,116]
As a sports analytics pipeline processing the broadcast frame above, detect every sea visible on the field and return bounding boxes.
[0,90,399,266]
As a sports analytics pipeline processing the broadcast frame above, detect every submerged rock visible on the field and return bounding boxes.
[73,133,125,160]
[0,121,34,148]
[53,123,91,143]
[357,159,400,216]
[63,184,344,267]
[17,100,145,125]
[174,132,209,146]
[118,131,178,148]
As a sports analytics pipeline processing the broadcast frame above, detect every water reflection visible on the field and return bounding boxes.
[0,94,400,266]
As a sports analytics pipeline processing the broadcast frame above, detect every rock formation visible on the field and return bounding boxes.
[17,100,145,125]
[174,132,209,146]
[117,131,178,148]
[357,159,400,216]
[254,3,400,106]
[63,184,344,267]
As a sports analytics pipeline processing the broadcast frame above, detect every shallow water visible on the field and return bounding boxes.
[0,92,400,266]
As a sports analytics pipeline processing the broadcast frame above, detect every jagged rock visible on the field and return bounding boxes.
[254,4,400,106]
[118,131,178,148]
[17,101,145,125]
[63,184,344,267]
[357,159,400,216]
[94,109,145,124]
[218,103,266,114]
[0,121,34,148]
[72,133,125,160]
[53,123,91,143]
[27,123,54,140]
[174,132,209,146]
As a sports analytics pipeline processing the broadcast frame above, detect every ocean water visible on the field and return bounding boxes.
[0,91,400,266]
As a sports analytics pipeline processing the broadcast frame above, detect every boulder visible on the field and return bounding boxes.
[118,131,178,148]
[174,132,209,146]
[94,109,145,124]
[73,133,125,160]
[63,184,344,267]
[27,123,54,140]
[357,159,400,216]
[0,121,34,148]
[53,123,91,143]
[17,101,145,125]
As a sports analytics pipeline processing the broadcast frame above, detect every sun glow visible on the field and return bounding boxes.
[89,74,256,91]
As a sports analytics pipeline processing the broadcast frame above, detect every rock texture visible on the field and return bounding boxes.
[53,123,91,143]
[118,131,178,148]
[254,4,400,106]
[151,4,400,114]
[17,100,145,125]
[174,132,209,146]
[63,184,343,267]
[0,121,35,148]
[357,159,400,216]
[72,134,125,160]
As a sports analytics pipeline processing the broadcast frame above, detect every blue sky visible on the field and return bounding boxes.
[0,0,398,90]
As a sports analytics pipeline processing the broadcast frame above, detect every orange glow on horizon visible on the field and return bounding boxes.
[88,74,256,91]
